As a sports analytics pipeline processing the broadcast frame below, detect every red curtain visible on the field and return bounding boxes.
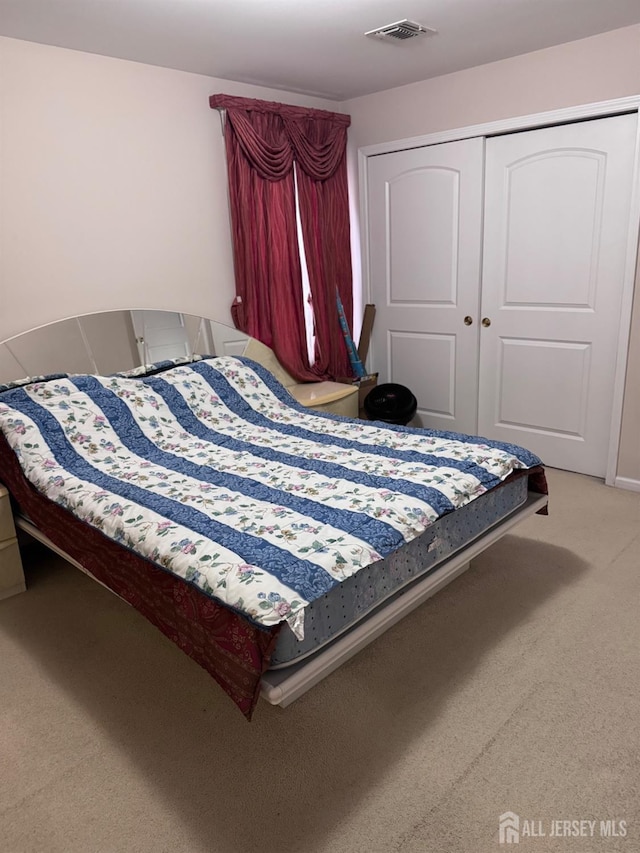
[210,94,354,382]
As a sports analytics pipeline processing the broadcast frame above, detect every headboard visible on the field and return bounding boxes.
[0,310,294,387]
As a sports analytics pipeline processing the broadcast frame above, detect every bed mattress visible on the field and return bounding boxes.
[270,473,529,667]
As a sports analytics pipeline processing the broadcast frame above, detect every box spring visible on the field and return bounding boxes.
[270,474,528,667]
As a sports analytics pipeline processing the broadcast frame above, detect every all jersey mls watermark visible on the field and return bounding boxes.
[498,812,628,844]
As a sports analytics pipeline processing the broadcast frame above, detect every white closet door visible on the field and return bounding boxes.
[367,138,484,433]
[479,114,637,476]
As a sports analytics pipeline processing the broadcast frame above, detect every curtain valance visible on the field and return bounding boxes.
[210,94,350,182]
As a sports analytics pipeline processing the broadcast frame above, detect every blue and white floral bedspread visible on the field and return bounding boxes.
[0,357,541,633]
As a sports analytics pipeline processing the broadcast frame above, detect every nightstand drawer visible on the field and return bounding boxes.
[0,485,18,542]
[0,537,25,600]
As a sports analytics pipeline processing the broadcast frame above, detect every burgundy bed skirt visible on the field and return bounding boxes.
[0,432,281,719]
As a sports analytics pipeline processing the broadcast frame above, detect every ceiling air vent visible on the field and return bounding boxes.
[365,19,436,43]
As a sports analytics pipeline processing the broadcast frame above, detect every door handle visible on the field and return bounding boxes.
[464,316,473,326]
[482,317,491,327]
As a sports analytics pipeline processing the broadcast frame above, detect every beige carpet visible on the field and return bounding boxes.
[0,469,638,853]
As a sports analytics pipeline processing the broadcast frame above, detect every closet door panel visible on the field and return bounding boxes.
[479,113,638,476]
[389,331,456,419]
[367,137,484,433]
[501,152,603,307]
[497,338,591,436]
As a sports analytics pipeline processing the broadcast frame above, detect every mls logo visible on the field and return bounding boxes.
[499,812,520,844]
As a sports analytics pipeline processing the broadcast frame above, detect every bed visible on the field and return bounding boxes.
[0,311,548,718]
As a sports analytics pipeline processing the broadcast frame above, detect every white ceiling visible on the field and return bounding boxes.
[1,0,639,101]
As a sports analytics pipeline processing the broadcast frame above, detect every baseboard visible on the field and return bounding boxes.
[614,476,640,493]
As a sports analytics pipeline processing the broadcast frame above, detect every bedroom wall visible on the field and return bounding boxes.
[345,24,640,483]
[0,37,343,343]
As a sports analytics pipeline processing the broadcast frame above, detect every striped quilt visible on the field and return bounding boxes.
[0,357,541,636]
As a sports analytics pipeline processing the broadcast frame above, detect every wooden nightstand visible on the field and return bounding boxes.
[0,485,26,600]
[289,381,359,418]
